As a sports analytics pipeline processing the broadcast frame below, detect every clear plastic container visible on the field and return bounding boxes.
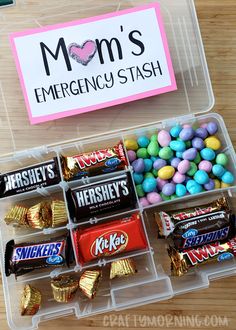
[0,1,235,330]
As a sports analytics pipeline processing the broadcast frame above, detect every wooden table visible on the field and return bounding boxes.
[1,0,236,329]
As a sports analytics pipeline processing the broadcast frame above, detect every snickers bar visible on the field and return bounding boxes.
[61,141,127,181]
[73,213,148,264]
[66,173,136,222]
[0,159,60,198]
[5,233,72,277]
[168,236,236,276]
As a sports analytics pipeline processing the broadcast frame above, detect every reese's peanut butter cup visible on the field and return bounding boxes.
[21,284,41,316]
[110,258,137,279]
[51,276,79,303]
[51,200,67,228]
[27,201,52,229]
[4,205,29,227]
[79,270,102,299]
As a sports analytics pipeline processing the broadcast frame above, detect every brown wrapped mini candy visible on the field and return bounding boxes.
[51,200,67,228]
[4,205,29,227]
[27,202,52,229]
[110,258,137,279]
[79,270,102,299]
[21,284,41,316]
[51,276,79,303]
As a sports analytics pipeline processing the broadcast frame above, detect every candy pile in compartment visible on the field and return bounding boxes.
[124,121,235,207]
[0,139,149,318]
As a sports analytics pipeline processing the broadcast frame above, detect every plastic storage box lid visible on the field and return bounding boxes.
[0,0,214,156]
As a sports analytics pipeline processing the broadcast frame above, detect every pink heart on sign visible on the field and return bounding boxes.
[68,40,97,66]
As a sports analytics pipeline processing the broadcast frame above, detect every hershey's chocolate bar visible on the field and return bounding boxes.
[66,173,136,222]
[0,159,61,197]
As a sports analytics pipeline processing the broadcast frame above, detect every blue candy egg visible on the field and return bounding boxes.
[133,173,144,185]
[143,158,153,172]
[194,170,209,185]
[212,164,226,178]
[170,125,182,138]
[176,151,183,159]
[186,180,203,194]
[153,158,167,170]
[221,171,235,184]
[170,140,186,152]
[142,177,157,193]
[176,184,187,197]
[137,135,150,148]
[200,148,216,161]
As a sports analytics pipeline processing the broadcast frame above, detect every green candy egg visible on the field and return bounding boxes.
[136,148,149,159]
[160,192,171,201]
[193,152,201,164]
[144,172,155,179]
[159,147,173,160]
[150,134,158,142]
[216,153,228,166]
[147,140,160,157]
[187,162,198,176]
[152,169,158,177]
[170,194,178,200]
[136,184,145,197]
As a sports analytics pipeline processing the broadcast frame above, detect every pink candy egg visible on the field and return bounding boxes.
[177,160,190,174]
[147,192,162,204]
[139,197,150,207]
[198,160,212,173]
[173,172,186,184]
[157,130,171,147]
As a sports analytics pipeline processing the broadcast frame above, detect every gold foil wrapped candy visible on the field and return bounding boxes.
[79,270,102,299]
[51,200,67,228]
[110,258,137,279]
[51,276,79,303]
[27,202,52,229]
[21,284,42,316]
[4,205,29,227]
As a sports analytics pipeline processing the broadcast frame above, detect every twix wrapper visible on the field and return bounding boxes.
[61,141,127,181]
[168,236,236,276]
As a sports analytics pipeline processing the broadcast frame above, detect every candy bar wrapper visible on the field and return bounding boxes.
[66,172,136,222]
[110,258,137,279]
[5,233,73,277]
[0,159,61,198]
[168,236,236,276]
[27,202,52,229]
[51,276,79,303]
[4,205,29,227]
[51,200,67,227]
[21,284,42,316]
[73,213,148,264]
[61,141,127,181]
[155,197,230,238]
[79,270,102,299]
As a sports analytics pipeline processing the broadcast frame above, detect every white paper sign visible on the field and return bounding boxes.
[10,3,177,124]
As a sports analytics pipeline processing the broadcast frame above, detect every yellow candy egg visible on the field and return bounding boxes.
[221,182,231,188]
[124,139,138,151]
[158,166,175,180]
[214,179,221,189]
[204,136,221,150]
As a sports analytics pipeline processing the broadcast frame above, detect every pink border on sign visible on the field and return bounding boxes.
[9,3,177,125]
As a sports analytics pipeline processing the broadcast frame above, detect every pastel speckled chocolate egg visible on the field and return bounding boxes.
[158,166,175,180]
[147,192,162,204]
[162,183,176,196]
[132,158,145,173]
[127,150,136,163]
[142,177,157,193]
[178,160,190,174]
[176,184,187,197]
[198,160,212,173]
[221,171,235,184]
[200,148,215,161]
[179,127,195,141]
[206,122,218,135]
[182,148,197,161]
[194,170,209,185]
[157,130,171,147]
[204,136,221,150]
[137,136,150,148]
